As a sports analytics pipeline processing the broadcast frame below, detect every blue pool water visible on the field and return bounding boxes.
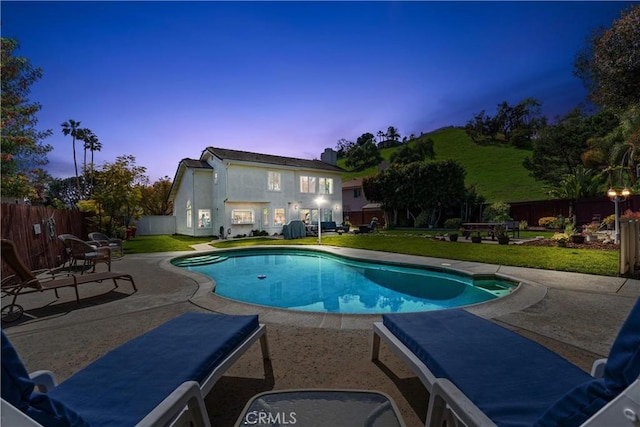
[173,249,515,314]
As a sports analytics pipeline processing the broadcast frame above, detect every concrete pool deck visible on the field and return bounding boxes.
[3,244,639,426]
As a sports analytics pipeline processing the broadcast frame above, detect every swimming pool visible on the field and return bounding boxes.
[172,249,516,314]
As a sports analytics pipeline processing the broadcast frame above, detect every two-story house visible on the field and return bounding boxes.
[168,147,344,237]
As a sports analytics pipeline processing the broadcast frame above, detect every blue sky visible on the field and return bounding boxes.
[2,1,637,182]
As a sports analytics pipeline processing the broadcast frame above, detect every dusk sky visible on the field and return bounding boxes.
[2,1,637,182]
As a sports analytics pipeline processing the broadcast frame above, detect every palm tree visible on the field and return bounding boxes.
[608,105,640,185]
[61,119,82,197]
[81,129,101,196]
[376,131,385,144]
[548,165,604,225]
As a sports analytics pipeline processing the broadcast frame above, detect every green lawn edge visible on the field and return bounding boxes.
[124,233,619,277]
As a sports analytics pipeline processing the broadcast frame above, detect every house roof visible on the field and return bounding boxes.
[167,158,214,201]
[202,147,344,173]
[180,159,213,170]
[342,177,363,189]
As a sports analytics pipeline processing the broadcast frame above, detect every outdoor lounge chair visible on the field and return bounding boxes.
[59,234,111,273]
[1,311,271,427]
[1,239,136,322]
[371,299,640,427]
[88,232,124,258]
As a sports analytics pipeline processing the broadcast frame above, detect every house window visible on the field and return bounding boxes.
[214,172,218,185]
[274,208,285,225]
[319,177,333,194]
[198,209,211,228]
[353,189,362,198]
[268,171,281,191]
[321,208,333,222]
[263,208,269,227]
[232,209,254,224]
[186,200,192,228]
[299,176,316,193]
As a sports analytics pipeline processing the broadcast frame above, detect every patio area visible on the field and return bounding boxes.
[2,245,639,426]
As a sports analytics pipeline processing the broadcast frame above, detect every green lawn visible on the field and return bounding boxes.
[125,233,619,277]
[123,235,214,253]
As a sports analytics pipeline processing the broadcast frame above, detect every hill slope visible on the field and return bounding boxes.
[339,128,549,203]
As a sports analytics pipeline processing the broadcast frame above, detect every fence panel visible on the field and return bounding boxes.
[509,196,640,227]
[1,203,86,275]
[136,215,176,235]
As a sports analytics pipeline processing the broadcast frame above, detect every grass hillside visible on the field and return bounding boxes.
[339,128,549,203]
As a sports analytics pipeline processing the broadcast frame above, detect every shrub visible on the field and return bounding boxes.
[603,214,616,227]
[482,201,511,222]
[518,220,528,230]
[538,217,556,227]
[564,224,578,235]
[415,211,430,228]
[444,218,462,229]
[551,215,568,229]
[621,210,640,220]
[552,232,569,242]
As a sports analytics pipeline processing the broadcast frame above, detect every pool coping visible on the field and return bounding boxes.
[161,245,548,329]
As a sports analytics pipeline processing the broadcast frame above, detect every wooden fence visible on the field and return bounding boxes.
[620,220,640,276]
[509,195,640,226]
[1,203,87,275]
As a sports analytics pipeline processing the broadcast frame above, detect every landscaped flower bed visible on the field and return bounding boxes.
[521,239,618,251]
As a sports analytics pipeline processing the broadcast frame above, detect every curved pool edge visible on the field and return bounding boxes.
[162,245,549,330]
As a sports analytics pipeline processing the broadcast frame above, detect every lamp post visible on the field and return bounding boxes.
[607,187,631,244]
[315,196,325,244]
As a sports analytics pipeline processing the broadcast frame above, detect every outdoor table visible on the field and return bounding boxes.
[234,389,406,426]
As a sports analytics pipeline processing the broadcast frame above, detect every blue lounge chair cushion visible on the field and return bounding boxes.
[48,312,259,427]
[383,309,593,427]
[1,332,89,427]
[535,298,640,426]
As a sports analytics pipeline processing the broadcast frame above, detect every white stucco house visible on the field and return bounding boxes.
[168,147,344,237]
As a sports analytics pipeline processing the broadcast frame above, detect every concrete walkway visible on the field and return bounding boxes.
[3,244,639,426]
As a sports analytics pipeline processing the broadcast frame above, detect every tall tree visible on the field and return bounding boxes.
[389,137,435,165]
[80,129,101,196]
[61,119,82,197]
[48,176,82,208]
[335,138,354,158]
[92,155,147,234]
[345,133,381,170]
[607,105,640,185]
[574,5,640,110]
[140,177,174,215]
[0,37,53,199]
[364,160,466,227]
[386,126,400,142]
[523,108,618,185]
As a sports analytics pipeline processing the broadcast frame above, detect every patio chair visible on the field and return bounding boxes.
[88,232,124,258]
[1,312,271,427]
[371,299,640,427]
[1,239,136,322]
[58,234,111,273]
